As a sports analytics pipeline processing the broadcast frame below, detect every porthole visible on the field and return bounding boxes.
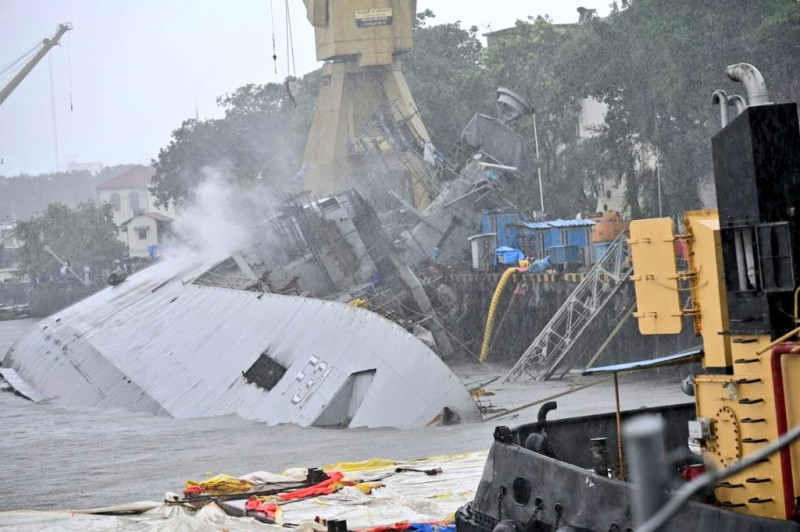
[512,476,531,505]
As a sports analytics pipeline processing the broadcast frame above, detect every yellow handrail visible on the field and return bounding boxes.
[756,324,800,355]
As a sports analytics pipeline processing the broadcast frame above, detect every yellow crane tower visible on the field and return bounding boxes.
[301,0,433,209]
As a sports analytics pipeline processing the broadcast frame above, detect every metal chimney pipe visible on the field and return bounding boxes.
[726,63,771,106]
[728,95,747,115]
[711,89,730,127]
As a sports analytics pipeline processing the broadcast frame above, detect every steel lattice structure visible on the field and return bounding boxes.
[503,230,632,382]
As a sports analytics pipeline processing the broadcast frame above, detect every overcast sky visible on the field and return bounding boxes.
[0,1,611,178]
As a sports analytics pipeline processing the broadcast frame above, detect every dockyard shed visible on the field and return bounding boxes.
[548,219,595,248]
[546,219,596,265]
[481,210,527,249]
[520,221,550,258]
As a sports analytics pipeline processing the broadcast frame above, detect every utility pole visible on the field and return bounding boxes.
[655,146,662,217]
[43,245,88,286]
[533,113,544,213]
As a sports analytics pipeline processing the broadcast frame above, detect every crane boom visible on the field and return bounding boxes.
[0,23,72,107]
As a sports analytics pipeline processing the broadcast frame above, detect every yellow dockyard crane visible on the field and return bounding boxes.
[301,1,434,209]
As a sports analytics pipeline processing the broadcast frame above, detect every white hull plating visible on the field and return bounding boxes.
[3,256,480,428]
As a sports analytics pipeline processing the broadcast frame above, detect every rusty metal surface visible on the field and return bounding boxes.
[3,256,480,428]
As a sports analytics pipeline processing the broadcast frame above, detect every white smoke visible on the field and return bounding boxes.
[166,167,255,266]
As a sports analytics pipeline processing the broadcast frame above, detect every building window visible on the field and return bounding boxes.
[110,193,121,211]
[128,191,141,215]
[135,226,149,240]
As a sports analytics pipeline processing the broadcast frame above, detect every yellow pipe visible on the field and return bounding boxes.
[794,286,800,326]
[479,267,517,363]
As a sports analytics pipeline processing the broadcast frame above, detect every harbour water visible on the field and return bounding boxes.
[0,318,688,512]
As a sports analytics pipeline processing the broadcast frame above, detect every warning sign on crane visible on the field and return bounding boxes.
[355,8,393,27]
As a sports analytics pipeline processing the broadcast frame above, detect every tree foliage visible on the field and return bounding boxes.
[14,201,125,282]
[480,17,593,215]
[404,12,492,151]
[0,165,134,221]
[150,73,321,209]
[554,0,800,217]
[148,15,493,210]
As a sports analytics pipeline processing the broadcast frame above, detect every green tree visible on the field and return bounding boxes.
[567,0,800,217]
[481,17,594,216]
[405,12,492,152]
[0,164,134,221]
[150,73,321,209]
[14,201,124,282]
[752,1,800,103]
[149,3,800,219]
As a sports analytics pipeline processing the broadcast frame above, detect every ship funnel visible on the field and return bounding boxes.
[711,89,730,127]
[726,63,771,106]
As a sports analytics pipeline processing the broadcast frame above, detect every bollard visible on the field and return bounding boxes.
[590,437,609,477]
[623,415,669,526]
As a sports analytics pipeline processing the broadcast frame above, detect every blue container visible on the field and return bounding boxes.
[566,227,589,248]
[547,245,580,265]
[593,242,613,261]
[543,228,562,249]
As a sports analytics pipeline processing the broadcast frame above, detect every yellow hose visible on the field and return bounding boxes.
[479,267,517,362]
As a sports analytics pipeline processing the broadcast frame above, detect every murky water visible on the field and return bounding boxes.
[0,318,687,512]
[0,318,495,511]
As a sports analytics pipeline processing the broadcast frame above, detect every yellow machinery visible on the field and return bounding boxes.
[627,64,800,521]
[301,0,433,209]
[630,213,800,520]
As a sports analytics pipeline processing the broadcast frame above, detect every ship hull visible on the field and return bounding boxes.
[2,255,480,429]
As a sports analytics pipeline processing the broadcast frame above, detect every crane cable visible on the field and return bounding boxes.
[67,30,73,111]
[269,0,277,76]
[0,39,41,84]
[284,0,296,78]
[48,53,60,171]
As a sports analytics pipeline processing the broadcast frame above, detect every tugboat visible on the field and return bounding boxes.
[457,64,800,531]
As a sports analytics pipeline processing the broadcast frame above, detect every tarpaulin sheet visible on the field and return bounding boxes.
[494,246,525,266]
[0,452,488,531]
[0,502,289,531]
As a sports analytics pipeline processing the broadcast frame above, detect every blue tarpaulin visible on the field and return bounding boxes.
[528,255,551,272]
[147,244,170,261]
[494,246,525,266]
[582,347,704,374]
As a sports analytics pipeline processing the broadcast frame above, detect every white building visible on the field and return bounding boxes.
[120,212,174,259]
[96,165,174,258]
[0,218,19,283]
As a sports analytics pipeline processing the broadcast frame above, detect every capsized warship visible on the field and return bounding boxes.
[0,187,482,429]
[457,64,800,530]
[0,84,537,429]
